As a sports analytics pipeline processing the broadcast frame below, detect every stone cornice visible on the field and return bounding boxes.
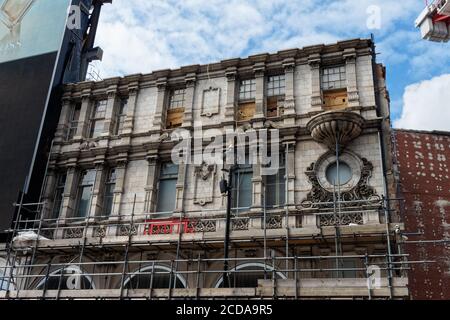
[63,38,374,97]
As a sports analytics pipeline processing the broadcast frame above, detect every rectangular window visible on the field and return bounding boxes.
[66,103,81,141]
[166,89,185,128]
[264,153,286,208]
[239,79,256,101]
[266,75,285,117]
[267,75,285,97]
[75,170,96,218]
[168,89,186,110]
[89,100,107,138]
[321,66,347,91]
[114,98,128,136]
[232,162,253,214]
[102,168,116,217]
[52,173,67,219]
[156,163,179,214]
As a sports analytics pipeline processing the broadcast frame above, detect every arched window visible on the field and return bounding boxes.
[215,263,286,288]
[36,265,94,290]
[123,265,187,289]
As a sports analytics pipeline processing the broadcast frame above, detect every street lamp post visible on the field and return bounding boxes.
[220,166,233,288]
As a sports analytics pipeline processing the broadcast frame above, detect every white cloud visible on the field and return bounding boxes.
[394,74,450,131]
[95,0,424,78]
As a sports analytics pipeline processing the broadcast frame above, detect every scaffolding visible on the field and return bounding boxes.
[0,192,434,300]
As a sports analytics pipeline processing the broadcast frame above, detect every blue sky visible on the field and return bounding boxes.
[94,0,450,131]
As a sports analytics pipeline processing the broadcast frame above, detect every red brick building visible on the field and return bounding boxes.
[393,129,450,300]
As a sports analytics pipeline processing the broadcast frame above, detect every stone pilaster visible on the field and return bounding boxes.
[41,169,57,219]
[152,77,168,131]
[174,162,187,213]
[74,88,92,140]
[308,53,322,112]
[224,67,238,124]
[182,73,196,128]
[144,153,159,213]
[111,160,127,218]
[54,97,72,143]
[283,58,296,125]
[88,163,107,219]
[60,165,78,223]
[252,157,262,210]
[122,82,140,136]
[254,62,266,120]
[102,84,119,137]
[344,48,360,107]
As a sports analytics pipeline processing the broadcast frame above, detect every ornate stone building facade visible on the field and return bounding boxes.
[0,38,409,299]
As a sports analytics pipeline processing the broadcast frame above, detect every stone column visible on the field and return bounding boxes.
[102,84,119,137]
[344,48,360,107]
[224,67,237,124]
[182,73,196,129]
[152,77,168,131]
[174,162,187,213]
[283,58,296,125]
[254,62,266,120]
[54,97,72,143]
[308,53,322,112]
[144,153,159,213]
[122,82,140,136]
[74,88,92,140]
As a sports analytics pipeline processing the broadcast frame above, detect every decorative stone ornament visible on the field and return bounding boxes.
[193,162,216,206]
[301,151,380,209]
[307,111,365,151]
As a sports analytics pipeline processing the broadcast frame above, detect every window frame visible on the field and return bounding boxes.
[155,163,179,215]
[74,169,96,218]
[168,88,186,110]
[321,65,347,91]
[51,172,67,220]
[88,100,107,139]
[102,168,117,217]
[114,98,128,136]
[264,153,286,209]
[239,78,256,101]
[232,162,253,214]
[66,103,81,141]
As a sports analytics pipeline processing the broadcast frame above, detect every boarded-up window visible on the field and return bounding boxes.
[323,89,348,110]
[166,89,185,128]
[89,100,107,138]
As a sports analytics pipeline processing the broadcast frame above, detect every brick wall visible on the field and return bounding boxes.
[394,129,450,299]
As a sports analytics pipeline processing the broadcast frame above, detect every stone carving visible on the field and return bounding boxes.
[189,220,217,233]
[79,141,98,151]
[118,224,137,237]
[301,158,380,208]
[201,87,220,117]
[265,216,283,229]
[193,162,216,206]
[319,212,364,227]
[306,111,364,151]
[94,226,107,238]
[65,227,84,239]
[232,218,249,231]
